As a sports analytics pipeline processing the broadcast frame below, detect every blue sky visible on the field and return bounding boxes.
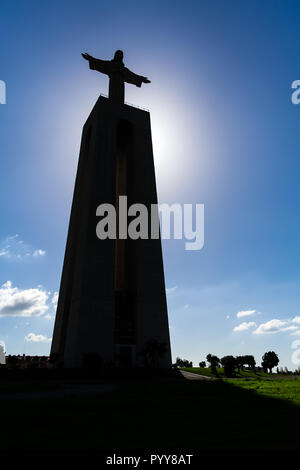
[1,0,300,368]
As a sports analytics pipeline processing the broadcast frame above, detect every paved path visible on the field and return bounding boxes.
[180,370,216,381]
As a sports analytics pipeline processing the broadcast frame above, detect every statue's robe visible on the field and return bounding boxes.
[88,57,146,102]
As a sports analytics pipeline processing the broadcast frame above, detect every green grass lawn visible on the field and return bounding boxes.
[225,377,300,406]
[0,374,300,450]
[181,367,300,406]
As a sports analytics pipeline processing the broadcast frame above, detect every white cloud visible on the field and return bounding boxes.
[51,292,58,310]
[237,309,256,318]
[33,249,46,257]
[25,333,51,343]
[166,285,178,294]
[281,325,299,332]
[291,329,300,336]
[0,281,49,317]
[233,321,256,332]
[248,316,300,335]
[0,235,46,260]
[253,319,288,335]
[183,304,190,309]
[226,315,230,319]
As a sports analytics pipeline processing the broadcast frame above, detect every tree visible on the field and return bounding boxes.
[176,357,193,368]
[176,357,183,367]
[245,355,256,370]
[236,355,256,371]
[140,340,167,367]
[199,361,206,368]
[221,355,237,377]
[206,354,220,374]
[261,351,279,373]
[235,356,244,372]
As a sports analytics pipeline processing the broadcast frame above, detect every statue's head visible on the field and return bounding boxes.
[113,50,124,63]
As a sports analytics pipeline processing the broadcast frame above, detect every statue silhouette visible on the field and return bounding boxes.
[82,50,151,103]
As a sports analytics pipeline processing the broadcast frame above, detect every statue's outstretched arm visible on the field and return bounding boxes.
[81,53,111,75]
[124,67,151,87]
[81,53,93,61]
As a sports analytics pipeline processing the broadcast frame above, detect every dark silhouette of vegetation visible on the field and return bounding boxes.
[244,355,256,370]
[199,361,206,368]
[140,340,167,367]
[235,356,244,372]
[176,357,193,367]
[262,351,279,373]
[235,355,256,372]
[220,355,237,377]
[206,354,220,375]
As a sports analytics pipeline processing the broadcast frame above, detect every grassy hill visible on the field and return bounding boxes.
[181,367,300,406]
[0,370,299,450]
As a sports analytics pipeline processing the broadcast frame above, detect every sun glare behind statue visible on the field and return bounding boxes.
[51,79,199,203]
[150,94,198,200]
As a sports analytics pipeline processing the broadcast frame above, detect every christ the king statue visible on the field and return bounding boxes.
[82,50,151,103]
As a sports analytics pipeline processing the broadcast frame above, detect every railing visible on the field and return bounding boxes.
[99,93,149,112]
[125,101,149,112]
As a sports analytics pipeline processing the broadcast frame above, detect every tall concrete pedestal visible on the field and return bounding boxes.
[51,96,171,368]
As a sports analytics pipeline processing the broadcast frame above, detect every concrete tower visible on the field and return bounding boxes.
[51,94,172,368]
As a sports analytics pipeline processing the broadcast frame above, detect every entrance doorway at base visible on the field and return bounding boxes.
[115,344,136,368]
